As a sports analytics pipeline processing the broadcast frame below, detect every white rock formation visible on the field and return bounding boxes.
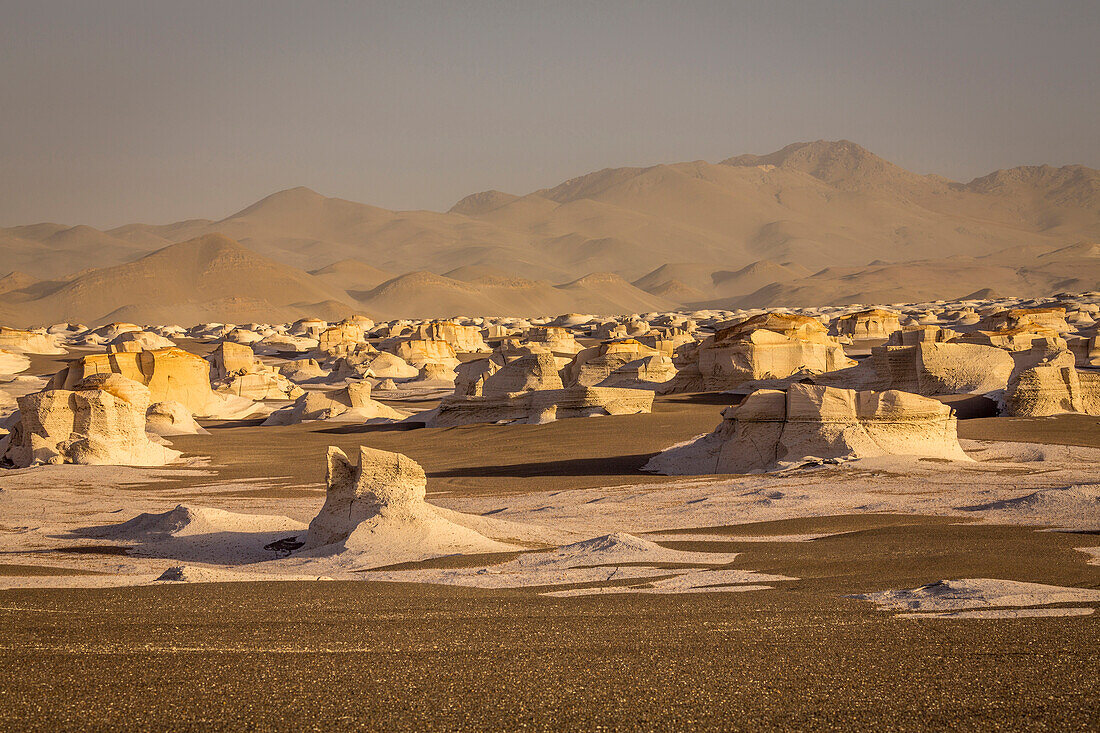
[414,321,490,353]
[598,354,678,389]
[0,326,65,355]
[53,347,255,419]
[0,349,31,376]
[299,446,517,565]
[695,313,854,390]
[564,339,661,387]
[1005,350,1100,416]
[428,386,653,427]
[262,381,408,425]
[832,308,902,340]
[866,342,1015,395]
[1,374,181,467]
[482,352,564,396]
[146,400,209,436]
[646,383,970,474]
[108,330,175,352]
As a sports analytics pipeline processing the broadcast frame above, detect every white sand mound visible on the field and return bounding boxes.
[957,485,1100,530]
[295,446,519,569]
[364,532,741,590]
[77,504,307,564]
[0,349,31,376]
[542,567,793,597]
[851,578,1100,612]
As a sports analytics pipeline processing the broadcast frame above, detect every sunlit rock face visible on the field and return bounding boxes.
[696,313,854,389]
[2,374,180,467]
[645,383,969,475]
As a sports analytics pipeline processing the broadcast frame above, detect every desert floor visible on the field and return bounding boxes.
[1,375,1099,730]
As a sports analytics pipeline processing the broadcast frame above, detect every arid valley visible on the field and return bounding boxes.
[2,2,1098,730]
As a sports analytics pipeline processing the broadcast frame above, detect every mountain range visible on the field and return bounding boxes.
[1,140,1097,325]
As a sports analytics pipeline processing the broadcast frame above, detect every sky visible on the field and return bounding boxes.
[1,0,1098,227]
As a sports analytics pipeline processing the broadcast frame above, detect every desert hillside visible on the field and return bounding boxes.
[2,140,1097,324]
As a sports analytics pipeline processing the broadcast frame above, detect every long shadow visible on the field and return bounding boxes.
[660,392,743,406]
[316,422,425,434]
[202,417,269,429]
[427,453,656,478]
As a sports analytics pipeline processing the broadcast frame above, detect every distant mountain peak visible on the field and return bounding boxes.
[721,139,906,187]
[225,186,328,220]
[448,190,519,216]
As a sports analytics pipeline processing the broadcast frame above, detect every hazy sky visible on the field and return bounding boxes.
[2,0,1098,227]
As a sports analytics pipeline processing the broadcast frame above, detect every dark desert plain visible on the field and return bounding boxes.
[1,382,1099,730]
[4,2,1100,730]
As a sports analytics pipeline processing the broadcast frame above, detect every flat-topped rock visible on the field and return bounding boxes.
[645,383,969,474]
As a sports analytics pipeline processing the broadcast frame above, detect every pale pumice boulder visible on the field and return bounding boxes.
[414,321,490,353]
[262,381,408,425]
[209,341,256,379]
[317,322,367,356]
[400,362,457,388]
[208,342,304,399]
[597,354,678,388]
[695,313,854,390]
[645,383,970,475]
[387,338,460,369]
[427,386,653,427]
[1004,350,1100,416]
[985,307,1071,334]
[108,330,175,352]
[1,374,181,467]
[0,326,66,355]
[864,342,1015,395]
[832,309,903,341]
[454,358,500,397]
[481,353,564,396]
[146,400,209,436]
[886,325,958,346]
[524,326,582,355]
[277,358,328,383]
[350,352,419,380]
[299,446,518,565]
[254,333,319,355]
[563,339,661,387]
[216,370,304,400]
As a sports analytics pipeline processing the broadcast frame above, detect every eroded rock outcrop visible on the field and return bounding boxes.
[0,327,65,355]
[53,347,254,418]
[645,383,969,474]
[428,386,653,427]
[300,446,517,562]
[1004,350,1100,417]
[695,314,853,390]
[1,374,180,467]
[563,339,661,387]
[262,381,408,425]
[867,342,1015,395]
[833,309,902,341]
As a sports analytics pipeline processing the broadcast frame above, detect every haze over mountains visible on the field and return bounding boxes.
[2,140,1097,325]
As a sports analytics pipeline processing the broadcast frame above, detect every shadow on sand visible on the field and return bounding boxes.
[427,453,656,478]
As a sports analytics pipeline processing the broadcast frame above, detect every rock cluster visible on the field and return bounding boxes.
[1,374,180,467]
